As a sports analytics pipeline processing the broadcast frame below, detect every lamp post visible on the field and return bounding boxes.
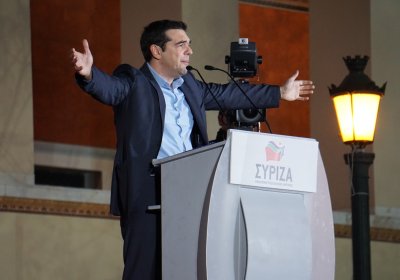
[329,55,385,280]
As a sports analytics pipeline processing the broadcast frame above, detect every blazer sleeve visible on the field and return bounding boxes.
[75,64,135,106]
[205,81,281,110]
[183,73,281,111]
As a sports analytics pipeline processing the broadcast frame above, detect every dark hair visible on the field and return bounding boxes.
[140,20,187,62]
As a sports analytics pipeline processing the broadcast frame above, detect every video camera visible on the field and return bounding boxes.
[225,38,265,126]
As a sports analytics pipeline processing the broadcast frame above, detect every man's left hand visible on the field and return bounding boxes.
[280,70,314,101]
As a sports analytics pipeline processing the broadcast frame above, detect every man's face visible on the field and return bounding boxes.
[157,29,193,80]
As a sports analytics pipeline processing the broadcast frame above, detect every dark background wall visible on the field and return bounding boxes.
[31,0,120,148]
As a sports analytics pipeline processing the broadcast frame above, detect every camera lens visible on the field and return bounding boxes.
[243,109,258,119]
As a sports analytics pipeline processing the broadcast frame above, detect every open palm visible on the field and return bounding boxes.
[71,39,93,80]
[280,70,314,101]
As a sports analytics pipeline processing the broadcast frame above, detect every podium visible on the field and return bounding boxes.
[152,130,335,280]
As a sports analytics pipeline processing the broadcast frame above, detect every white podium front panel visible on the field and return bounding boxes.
[230,129,319,193]
[240,188,312,279]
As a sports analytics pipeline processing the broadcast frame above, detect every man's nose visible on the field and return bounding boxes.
[186,45,193,55]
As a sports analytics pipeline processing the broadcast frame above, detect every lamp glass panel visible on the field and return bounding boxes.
[332,94,354,142]
[352,93,381,141]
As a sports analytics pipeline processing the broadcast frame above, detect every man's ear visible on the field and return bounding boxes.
[150,44,162,60]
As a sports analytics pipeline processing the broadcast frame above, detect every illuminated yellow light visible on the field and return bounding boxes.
[333,94,354,142]
[352,94,380,141]
[332,93,381,143]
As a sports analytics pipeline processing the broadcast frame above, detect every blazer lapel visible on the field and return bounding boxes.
[180,79,208,143]
[140,64,166,127]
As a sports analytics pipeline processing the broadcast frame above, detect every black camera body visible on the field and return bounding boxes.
[226,39,262,78]
[225,39,264,126]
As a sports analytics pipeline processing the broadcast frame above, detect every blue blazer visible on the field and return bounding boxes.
[77,63,280,216]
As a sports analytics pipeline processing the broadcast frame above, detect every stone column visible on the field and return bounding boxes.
[120,0,238,139]
[309,0,371,209]
[0,0,34,186]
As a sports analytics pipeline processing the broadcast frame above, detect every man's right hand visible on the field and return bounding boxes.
[71,39,93,80]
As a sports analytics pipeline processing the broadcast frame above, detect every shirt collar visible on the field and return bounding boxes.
[147,63,184,90]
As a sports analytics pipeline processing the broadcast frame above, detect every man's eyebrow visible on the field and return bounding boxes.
[174,39,191,45]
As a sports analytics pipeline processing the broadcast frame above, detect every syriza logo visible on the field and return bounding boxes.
[255,141,293,187]
[265,141,284,161]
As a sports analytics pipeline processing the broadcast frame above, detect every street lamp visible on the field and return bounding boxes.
[329,55,385,280]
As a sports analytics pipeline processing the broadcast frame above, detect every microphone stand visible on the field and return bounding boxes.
[186,66,224,112]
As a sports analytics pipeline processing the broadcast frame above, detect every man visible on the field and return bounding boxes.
[71,19,313,280]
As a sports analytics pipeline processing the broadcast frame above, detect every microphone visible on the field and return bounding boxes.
[204,65,272,133]
[186,65,224,112]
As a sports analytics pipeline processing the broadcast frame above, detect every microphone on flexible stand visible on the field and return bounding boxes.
[204,65,272,133]
[186,65,224,112]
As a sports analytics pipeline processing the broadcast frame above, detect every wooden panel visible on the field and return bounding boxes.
[31,0,120,148]
[0,196,114,219]
[334,223,400,244]
[2,197,399,244]
[239,4,310,137]
[240,0,309,12]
